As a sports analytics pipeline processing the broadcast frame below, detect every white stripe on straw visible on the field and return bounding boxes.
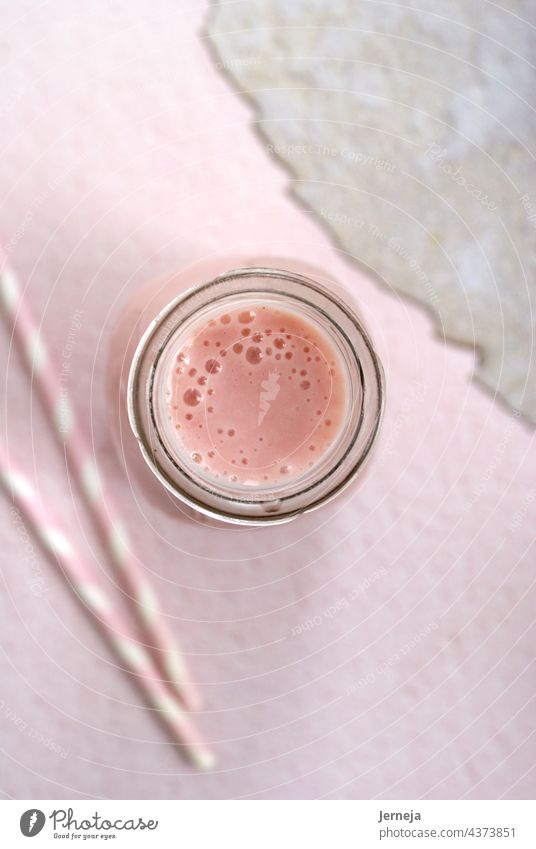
[0,247,200,710]
[0,445,215,770]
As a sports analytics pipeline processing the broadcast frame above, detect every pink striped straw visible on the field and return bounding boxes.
[0,443,214,769]
[0,247,200,710]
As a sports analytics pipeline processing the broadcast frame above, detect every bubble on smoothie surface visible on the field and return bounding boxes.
[246,346,262,365]
[183,388,203,406]
[205,358,222,375]
[165,303,346,486]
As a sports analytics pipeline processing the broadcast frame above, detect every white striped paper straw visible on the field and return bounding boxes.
[0,247,200,710]
[0,444,214,769]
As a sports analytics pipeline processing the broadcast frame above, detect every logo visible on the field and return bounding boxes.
[20,809,46,837]
[258,370,281,424]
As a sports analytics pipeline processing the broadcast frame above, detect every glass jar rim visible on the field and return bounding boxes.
[128,266,385,525]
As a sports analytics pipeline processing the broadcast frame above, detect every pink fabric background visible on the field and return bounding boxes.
[0,1,534,799]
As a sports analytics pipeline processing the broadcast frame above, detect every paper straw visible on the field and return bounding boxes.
[0,248,200,710]
[0,444,214,769]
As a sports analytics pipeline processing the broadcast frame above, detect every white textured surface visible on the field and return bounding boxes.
[208,0,536,421]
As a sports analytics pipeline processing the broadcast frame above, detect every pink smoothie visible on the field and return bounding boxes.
[164,303,349,488]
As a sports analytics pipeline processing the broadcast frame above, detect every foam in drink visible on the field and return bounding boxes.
[164,302,348,488]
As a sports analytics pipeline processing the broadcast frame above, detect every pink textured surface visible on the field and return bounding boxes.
[0,1,535,799]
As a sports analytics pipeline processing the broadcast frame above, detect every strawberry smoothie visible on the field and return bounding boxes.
[126,264,383,524]
[164,302,348,488]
